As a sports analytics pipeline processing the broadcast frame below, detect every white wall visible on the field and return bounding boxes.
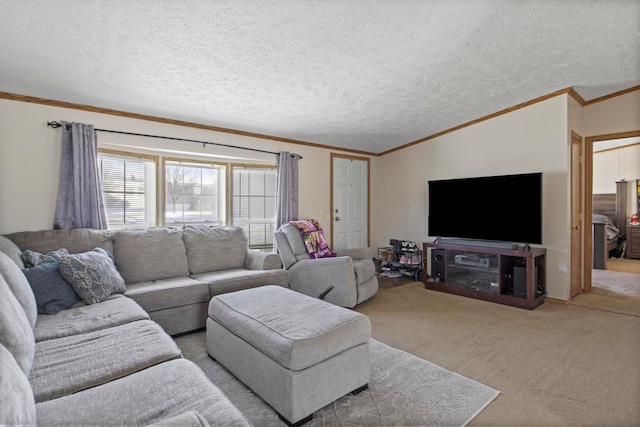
[373,95,570,300]
[593,145,640,216]
[0,98,369,234]
[583,90,640,137]
[585,90,640,219]
[593,145,640,192]
[2,89,637,301]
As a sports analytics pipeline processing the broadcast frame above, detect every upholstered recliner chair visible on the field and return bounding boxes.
[274,221,378,308]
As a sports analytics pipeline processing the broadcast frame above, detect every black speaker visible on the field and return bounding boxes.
[431,249,446,281]
[513,266,538,298]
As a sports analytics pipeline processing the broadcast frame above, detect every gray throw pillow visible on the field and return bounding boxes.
[22,248,69,268]
[57,248,126,305]
[22,259,79,315]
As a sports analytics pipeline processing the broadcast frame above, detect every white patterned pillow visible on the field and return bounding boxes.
[57,248,125,304]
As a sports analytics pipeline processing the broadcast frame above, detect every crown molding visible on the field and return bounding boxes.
[2,85,638,158]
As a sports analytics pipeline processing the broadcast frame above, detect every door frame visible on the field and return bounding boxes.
[582,129,640,293]
[570,131,584,298]
[329,153,371,248]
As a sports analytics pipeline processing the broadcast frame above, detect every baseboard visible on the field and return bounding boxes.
[545,296,569,304]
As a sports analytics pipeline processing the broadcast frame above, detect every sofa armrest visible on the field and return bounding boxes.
[335,247,372,261]
[245,251,282,270]
[288,257,358,308]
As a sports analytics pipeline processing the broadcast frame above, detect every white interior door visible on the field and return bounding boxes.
[332,156,368,251]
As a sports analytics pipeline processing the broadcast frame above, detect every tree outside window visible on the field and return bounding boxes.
[164,160,226,225]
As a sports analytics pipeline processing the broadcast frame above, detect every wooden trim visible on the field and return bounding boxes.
[97,148,161,227]
[587,130,640,143]
[230,163,276,169]
[568,88,586,106]
[545,297,570,304]
[570,130,584,297]
[593,141,640,154]
[3,85,638,159]
[229,163,276,227]
[583,135,594,293]
[379,88,573,156]
[161,156,229,226]
[98,147,159,161]
[583,85,640,106]
[329,153,371,249]
[162,156,228,167]
[0,91,378,157]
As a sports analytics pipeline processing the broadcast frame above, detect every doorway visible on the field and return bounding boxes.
[330,154,370,251]
[582,130,640,295]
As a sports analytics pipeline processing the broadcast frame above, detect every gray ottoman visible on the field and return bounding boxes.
[206,285,371,426]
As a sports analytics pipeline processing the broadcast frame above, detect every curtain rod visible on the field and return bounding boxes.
[46,121,302,159]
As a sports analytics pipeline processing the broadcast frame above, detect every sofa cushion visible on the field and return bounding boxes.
[35,359,251,426]
[193,268,289,297]
[34,294,150,342]
[125,277,210,312]
[22,259,80,314]
[0,251,38,329]
[280,223,309,256]
[182,225,248,274]
[148,410,211,427]
[0,234,25,269]
[0,274,35,375]
[0,343,35,426]
[5,228,113,255]
[113,227,189,283]
[57,248,126,304]
[29,319,182,403]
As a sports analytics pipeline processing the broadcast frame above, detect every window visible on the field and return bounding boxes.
[164,159,226,225]
[97,147,277,245]
[97,150,158,229]
[232,165,277,251]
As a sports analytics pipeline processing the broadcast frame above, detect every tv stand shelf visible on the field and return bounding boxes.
[423,241,546,309]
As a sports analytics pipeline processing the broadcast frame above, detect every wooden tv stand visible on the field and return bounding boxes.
[423,241,546,309]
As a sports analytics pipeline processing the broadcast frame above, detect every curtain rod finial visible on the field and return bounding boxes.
[47,121,62,128]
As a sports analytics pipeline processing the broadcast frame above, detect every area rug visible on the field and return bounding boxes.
[174,332,500,426]
[591,269,640,301]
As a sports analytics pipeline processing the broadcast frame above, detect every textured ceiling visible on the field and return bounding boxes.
[0,1,639,154]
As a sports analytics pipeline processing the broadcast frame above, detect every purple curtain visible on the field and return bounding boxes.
[275,151,300,230]
[53,121,107,230]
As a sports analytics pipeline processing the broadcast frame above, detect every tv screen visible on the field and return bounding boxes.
[428,172,542,244]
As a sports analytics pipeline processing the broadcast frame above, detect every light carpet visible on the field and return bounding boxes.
[591,269,640,300]
[174,332,500,426]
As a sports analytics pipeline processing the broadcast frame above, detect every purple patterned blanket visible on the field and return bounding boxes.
[284,219,336,259]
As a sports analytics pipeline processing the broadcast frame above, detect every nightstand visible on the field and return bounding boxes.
[626,226,640,259]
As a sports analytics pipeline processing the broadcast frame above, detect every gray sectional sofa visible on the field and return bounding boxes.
[5,225,289,335]
[0,225,289,426]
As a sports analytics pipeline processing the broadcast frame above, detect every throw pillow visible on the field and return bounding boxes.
[22,259,79,315]
[21,248,69,268]
[57,248,126,305]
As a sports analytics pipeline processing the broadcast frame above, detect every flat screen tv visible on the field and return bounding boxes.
[428,172,542,245]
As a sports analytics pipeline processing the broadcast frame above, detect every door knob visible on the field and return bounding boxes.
[572,225,580,230]
[335,216,340,221]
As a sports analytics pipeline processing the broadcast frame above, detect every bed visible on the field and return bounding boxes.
[592,187,626,269]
